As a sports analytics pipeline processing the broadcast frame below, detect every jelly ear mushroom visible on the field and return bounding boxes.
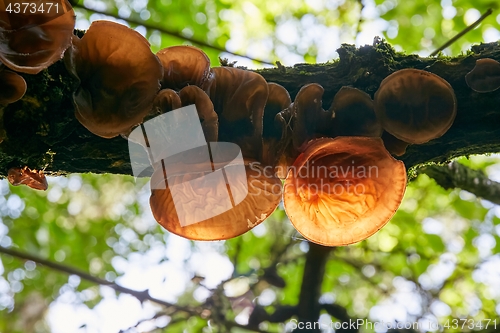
[179,85,218,142]
[374,69,456,144]
[0,0,75,74]
[209,67,268,160]
[283,136,406,246]
[292,83,330,150]
[330,87,382,137]
[381,131,409,156]
[67,21,162,138]
[156,46,213,91]
[0,68,27,104]
[8,166,48,191]
[149,153,282,241]
[465,58,500,93]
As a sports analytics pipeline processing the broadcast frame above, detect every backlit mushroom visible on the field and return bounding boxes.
[374,69,457,144]
[0,0,75,74]
[179,85,218,142]
[7,166,48,191]
[330,87,382,137]
[156,45,213,91]
[0,67,27,104]
[381,131,409,156]
[149,148,282,241]
[67,20,163,138]
[283,136,406,246]
[209,67,268,160]
[465,58,500,93]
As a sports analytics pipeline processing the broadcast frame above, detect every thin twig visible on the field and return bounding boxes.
[430,8,494,56]
[0,245,199,315]
[73,4,274,65]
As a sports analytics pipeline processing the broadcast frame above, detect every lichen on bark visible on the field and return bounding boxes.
[0,39,499,178]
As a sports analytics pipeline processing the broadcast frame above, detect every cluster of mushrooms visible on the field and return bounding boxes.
[2,5,500,246]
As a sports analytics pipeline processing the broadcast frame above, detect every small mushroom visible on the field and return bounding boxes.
[0,68,27,104]
[179,85,218,142]
[209,67,268,160]
[292,83,326,150]
[330,87,382,137]
[67,21,163,138]
[149,151,282,241]
[262,82,291,167]
[0,0,75,74]
[156,45,214,91]
[283,136,406,246]
[465,58,500,93]
[381,131,409,156]
[374,69,457,144]
[8,166,48,191]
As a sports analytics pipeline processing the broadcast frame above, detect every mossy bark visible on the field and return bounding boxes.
[1,40,499,178]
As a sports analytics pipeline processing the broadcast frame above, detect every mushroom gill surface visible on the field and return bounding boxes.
[374,69,456,144]
[0,0,75,74]
[283,136,406,246]
[68,20,162,138]
[465,58,500,93]
[8,166,48,191]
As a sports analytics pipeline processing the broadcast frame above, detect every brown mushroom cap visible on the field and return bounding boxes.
[209,67,268,160]
[8,166,48,191]
[68,21,163,138]
[179,85,218,142]
[381,131,409,156]
[149,154,282,241]
[0,0,75,74]
[156,45,213,91]
[374,69,457,144]
[292,83,325,150]
[465,58,500,93]
[0,68,27,104]
[283,136,406,246]
[330,86,382,137]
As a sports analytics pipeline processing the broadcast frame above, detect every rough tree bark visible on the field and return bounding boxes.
[1,39,499,178]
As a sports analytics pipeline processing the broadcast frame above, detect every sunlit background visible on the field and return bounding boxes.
[1,0,500,332]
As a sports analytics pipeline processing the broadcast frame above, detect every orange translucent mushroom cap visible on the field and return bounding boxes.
[374,69,457,144]
[0,0,75,74]
[156,45,213,91]
[8,166,48,191]
[465,58,500,93]
[283,136,406,246]
[149,151,282,241]
[0,68,26,104]
[68,21,163,138]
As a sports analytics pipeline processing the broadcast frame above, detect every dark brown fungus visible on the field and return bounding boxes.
[156,45,213,91]
[0,67,27,104]
[292,83,327,150]
[283,136,406,246]
[465,58,500,93]
[0,0,75,74]
[209,67,268,160]
[179,85,218,142]
[330,86,382,137]
[374,69,456,144]
[8,166,48,191]
[67,21,163,138]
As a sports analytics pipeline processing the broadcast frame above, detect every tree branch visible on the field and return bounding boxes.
[1,41,500,177]
[419,161,500,205]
